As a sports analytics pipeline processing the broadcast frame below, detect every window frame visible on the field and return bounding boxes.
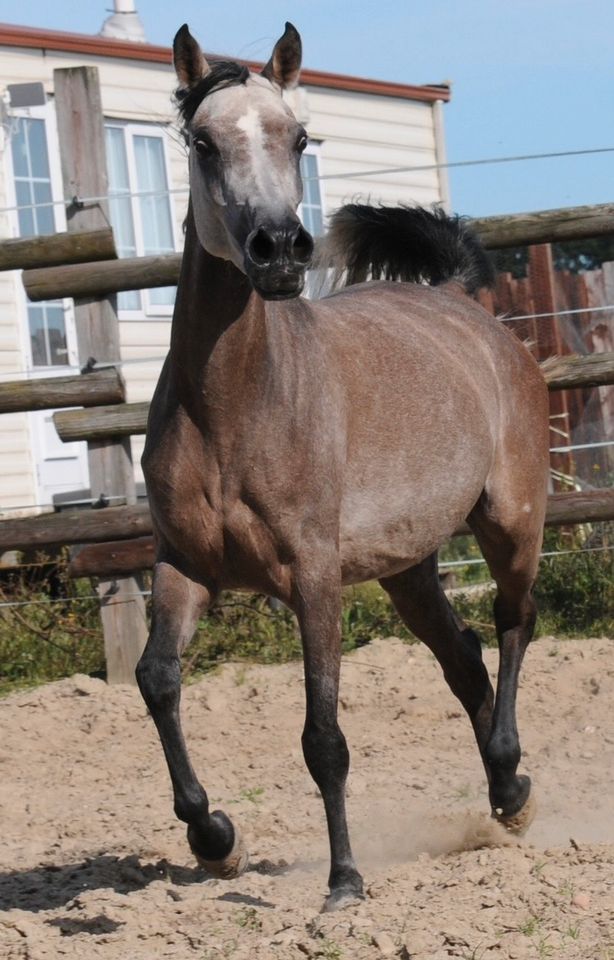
[104,120,179,320]
[299,141,326,238]
[4,102,80,371]
[299,143,328,299]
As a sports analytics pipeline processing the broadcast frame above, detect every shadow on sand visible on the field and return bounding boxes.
[0,853,206,914]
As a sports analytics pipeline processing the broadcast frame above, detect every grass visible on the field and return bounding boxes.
[234,907,262,932]
[0,554,108,696]
[0,527,611,695]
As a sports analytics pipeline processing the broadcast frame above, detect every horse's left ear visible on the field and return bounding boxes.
[261,22,302,90]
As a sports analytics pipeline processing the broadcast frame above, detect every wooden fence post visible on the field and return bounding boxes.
[529,244,573,487]
[53,66,147,684]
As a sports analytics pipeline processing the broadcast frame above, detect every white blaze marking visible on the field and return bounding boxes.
[233,103,288,210]
[236,105,262,139]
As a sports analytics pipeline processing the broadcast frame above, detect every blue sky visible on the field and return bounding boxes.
[5,1,614,217]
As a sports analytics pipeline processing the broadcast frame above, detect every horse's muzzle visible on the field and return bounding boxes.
[244,222,314,300]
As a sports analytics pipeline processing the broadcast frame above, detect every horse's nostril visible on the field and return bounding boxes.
[292,226,314,265]
[248,227,276,265]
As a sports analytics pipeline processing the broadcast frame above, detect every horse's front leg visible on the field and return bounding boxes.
[293,554,363,911]
[136,560,248,878]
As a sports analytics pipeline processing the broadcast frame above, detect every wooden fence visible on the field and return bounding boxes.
[1,128,613,683]
[478,247,614,484]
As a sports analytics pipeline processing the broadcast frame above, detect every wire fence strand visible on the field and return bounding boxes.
[1,304,613,382]
[0,544,611,609]
[2,144,614,216]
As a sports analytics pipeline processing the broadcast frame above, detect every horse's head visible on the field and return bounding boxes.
[174,22,314,300]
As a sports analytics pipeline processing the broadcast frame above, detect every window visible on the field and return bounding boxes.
[300,148,326,298]
[10,117,68,366]
[300,149,324,237]
[105,124,177,314]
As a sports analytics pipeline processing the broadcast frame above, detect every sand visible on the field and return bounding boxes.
[1,635,614,959]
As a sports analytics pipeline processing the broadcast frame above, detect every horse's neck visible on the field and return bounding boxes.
[169,210,264,395]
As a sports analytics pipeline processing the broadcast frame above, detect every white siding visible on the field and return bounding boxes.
[0,43,445,508]
[0,113,38,511]
[304,87,440,212]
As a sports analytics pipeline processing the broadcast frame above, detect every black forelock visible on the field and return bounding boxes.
[175,60,250,127]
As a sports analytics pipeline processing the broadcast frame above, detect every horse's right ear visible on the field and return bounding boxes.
[173,24,211,89]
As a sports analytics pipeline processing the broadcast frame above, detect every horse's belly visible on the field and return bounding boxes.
[338,471,486,584]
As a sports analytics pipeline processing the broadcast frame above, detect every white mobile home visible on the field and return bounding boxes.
[0,16,450,514]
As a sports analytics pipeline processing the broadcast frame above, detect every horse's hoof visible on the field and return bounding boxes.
[492,784,537,836]
[192,825,249,879]
[322,887,365,913]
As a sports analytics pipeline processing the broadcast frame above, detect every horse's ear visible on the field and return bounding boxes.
[261,22,302,90]
[173,24,211,89]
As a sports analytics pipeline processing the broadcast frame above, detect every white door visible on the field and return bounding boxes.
[30,408,90,501]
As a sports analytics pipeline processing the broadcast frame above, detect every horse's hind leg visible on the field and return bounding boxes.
[380,554,495,768]
[468,489,545,833]
[136,560,248,878]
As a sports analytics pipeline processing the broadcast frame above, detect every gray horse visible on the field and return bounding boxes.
[136,22,549,910]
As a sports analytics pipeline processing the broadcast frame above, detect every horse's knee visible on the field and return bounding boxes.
[302,723,349,792]
[494,588,537,636]
[135,653,180,711]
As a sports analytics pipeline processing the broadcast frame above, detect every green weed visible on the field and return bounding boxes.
[234,907,262,931]
[1,524,611,697]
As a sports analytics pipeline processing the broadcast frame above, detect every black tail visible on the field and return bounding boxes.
[317,204,494,295]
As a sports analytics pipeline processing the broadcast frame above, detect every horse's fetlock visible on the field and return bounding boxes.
[174,789,209,826]
[187,809,236,863]
[329,864,363,893]
[485,731,521,772]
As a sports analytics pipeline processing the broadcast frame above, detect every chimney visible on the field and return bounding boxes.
[100,1,146,43]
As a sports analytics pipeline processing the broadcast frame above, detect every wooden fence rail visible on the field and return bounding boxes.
[23,253,182,302]
[0,227,116,272]
[0,503,151,553]
[20,202,614,302]
[2,489,613,557]
[472,202,614,250]
[51,352,614,443]
[541,352,614,391]
[54,400,149,442]
[0,367,125,414]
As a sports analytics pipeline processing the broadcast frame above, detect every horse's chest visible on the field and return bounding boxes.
[150,458,295,596]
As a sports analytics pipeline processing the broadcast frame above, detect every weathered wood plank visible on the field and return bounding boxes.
[18,203,614,302]
[473,202,614,250]
[0,368,125,414]
[53,400,149,441]
[0,504,152,552]
[452,488,614,536]
[23,253,182,302]
[69,536,156,578]
[0,228,116,272]
[55,65,147,685]
[3,490,610,568]
[51,351,614,444]
[541,351,614,391]
[542,489,614,527]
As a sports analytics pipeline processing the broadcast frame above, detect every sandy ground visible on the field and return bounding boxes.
[1,635,614,959]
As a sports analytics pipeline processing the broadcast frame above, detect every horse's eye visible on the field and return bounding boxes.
[296,135,308,154]
[193,139,210,158]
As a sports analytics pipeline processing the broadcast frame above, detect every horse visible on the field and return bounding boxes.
[136,22,549,911]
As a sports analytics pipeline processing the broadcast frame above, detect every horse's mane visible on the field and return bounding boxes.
[176,60,250,127]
